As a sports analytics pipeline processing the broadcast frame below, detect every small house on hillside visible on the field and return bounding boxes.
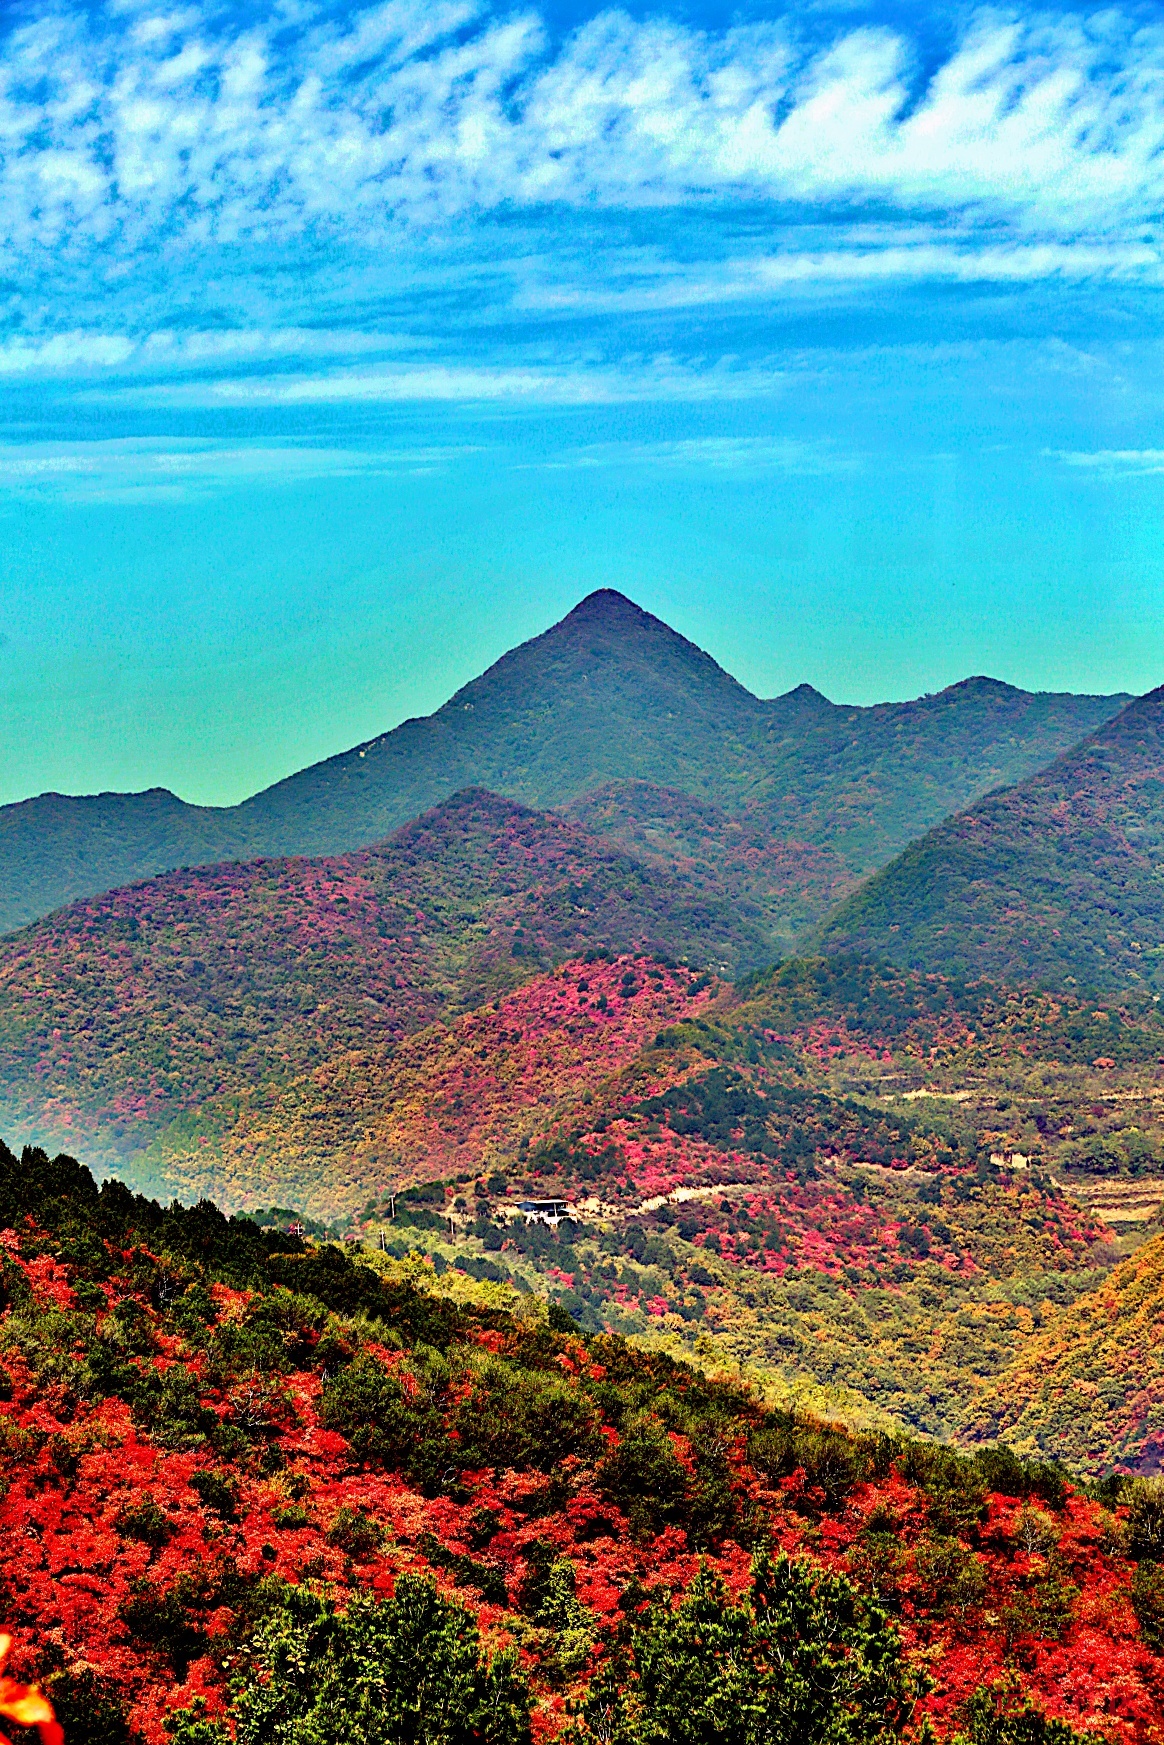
[518,1198,571,1227]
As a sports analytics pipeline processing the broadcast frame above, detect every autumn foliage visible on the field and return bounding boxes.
[0,1139,1161,1745]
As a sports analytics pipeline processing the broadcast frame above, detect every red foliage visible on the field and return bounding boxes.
[0,1207,1160,1745]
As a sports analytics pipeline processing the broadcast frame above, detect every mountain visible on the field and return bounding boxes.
[0,789,767,1182]
[135,948,713,1216]
[39,907,1164,1446]
[816,686,1164,991]
[0,786,249,937]
[1,590,1130,934]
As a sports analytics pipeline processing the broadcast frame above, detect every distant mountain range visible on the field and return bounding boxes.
[817,685,1164,991]
[6,583,1164,1208]
[0,789,768,1182]
[0,589,1129,934]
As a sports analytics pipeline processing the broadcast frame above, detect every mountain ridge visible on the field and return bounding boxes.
[0,588,1132,935]
[816,683,1164,991]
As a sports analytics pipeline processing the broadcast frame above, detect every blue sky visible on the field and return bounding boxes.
[3,0,1164,805]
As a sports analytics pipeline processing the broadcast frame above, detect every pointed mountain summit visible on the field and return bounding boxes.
[816,684,1164,990]
[237,588,763,852]
[0,588,1132,934]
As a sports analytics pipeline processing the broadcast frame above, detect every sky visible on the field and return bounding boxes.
[3,0,1164,807]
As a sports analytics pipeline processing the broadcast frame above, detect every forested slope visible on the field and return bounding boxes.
[0,791,756,1182]
[817,688,1164,991]
[1,1137,1160,1745]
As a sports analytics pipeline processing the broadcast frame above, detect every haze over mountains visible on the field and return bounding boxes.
[1,589,1130,935]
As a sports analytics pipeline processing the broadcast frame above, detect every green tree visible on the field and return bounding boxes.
[595,1411,689,1538]
[167,1576,530,1745]
[319,1352,451,1491]
[579,1552,921,1745]
[1125,1477,1164,1561]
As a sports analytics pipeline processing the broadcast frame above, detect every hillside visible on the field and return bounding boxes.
[0,790,766,1183]
[134,952,715,1217]
[1,590,1129,934]
[563,780,858,956]
[12,827,1164,1457]
[816,687,1164,992]
[2,1140,1162,1745]
[977,1234,1164,1475]
[125,944,1164,1457]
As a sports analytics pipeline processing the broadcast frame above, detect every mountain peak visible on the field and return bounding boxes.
[940,676,1024,698]
[563,588,650,624]
[777,682,832,707]
[443,587,759,727]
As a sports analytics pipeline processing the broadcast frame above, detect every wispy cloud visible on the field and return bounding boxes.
[0,425,856,499]
[0,438,478,501]
[533,435,860,473]
[120,355,784,406]
[2,2,1164,292]
[1,0,1162,453]
[521,238,1164,314]
[0,329,418,375]
[1053,448,1164,478]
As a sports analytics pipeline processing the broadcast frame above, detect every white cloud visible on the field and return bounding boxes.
[82,353,785,405]
[535,434,860,473]
[0,327,418,375]
[1053,448,1164,477]
[1,1,1163,267]
[521,237,1164,313]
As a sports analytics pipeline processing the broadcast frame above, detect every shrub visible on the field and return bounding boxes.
[320,1353,451,1491]
[326,1505,383,1558]
[166,1576,530,1745]
[596,1412,690,1539]
[1125,1477,1164,1561]
[975,1446,1067,1511]
[147,1366,215,1450]
[120,1573,214,1678]
[898,1445,986,1536]
[418,1530,508,1606]
[114,1497,173,1547]
[45,1666,136,1745]
[957,1684,1105,1745]
[749,1419,866,1514]
[914,1534,986,1625]
[1132,1559,1164,1651]
[452,1357,604,1474]
[270,1504,309,1530]
[190,1468,239,1521]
